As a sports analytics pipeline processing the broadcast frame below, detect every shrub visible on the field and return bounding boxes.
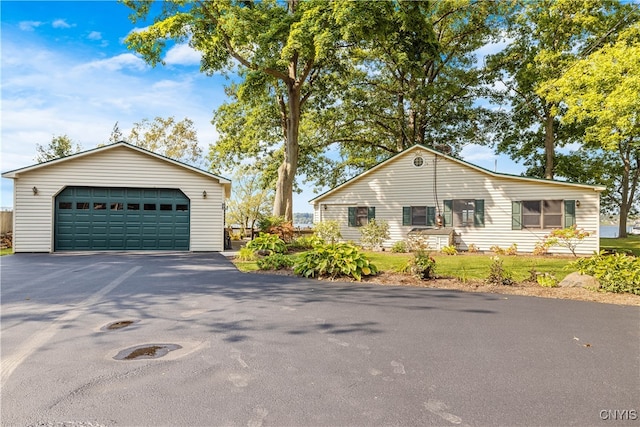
[544,226,592,257]
[490,245,505,255]
[289,235,323,250]
[467,243,479,253]
[258,216,294,242]
[441,245,458,255]
[537,273,559,288]
[313,220,342,244]
[505,243,518,256]
[257,253,294,271]
[402,250,436,280]
[230,231,243,241]
[246,233,287,254]
[359,219,390,250]
[237,247,257,261]
[570,251,640,295]
[391,240,408,253]
[407,234,430,252]
[487,256,514,286]
[533,241,550,256]
[293,243,378,281]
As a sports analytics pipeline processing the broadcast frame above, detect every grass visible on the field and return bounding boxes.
[233,236,638,281]
[0,248,13,256]
[600,235,640,256]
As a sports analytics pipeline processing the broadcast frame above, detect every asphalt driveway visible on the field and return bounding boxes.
[1,252,638,426]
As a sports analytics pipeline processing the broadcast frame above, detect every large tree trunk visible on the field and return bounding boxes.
[544,109,555,179]
[272,83,300,221]
[617,141,639,238]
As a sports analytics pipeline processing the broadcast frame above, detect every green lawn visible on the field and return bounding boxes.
[600,235,640,256]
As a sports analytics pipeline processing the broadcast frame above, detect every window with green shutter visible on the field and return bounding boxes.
[512,201,522,230]
[349,206,375,227]
[474,199,485,227]
[402,206,437,226]
[443,200,453,227]
[564,200,576,228]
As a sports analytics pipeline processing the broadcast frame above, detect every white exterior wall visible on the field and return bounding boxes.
[11,146,226,252]
[313,148,601,255]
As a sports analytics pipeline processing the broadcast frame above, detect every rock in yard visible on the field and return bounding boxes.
[559,272,600,289]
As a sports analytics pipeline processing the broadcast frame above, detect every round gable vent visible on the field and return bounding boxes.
[413,156,424,167]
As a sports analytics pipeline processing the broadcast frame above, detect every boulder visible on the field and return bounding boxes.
[559,272,600,289]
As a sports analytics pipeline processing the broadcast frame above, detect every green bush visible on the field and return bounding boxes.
[441,245,458,255]
[246,233,287,254]
[257,253,294,270]
[402,250,436,280]
[487,256,514,285]
[289,235,324,250]
[258,216,294,242]
[293,243,378,281]
[537,272,559,288]
[237,246,257,261]
[313,220,342,244]
[544,226,592,257]
[359,219,390,250]
[391,240,408,253]
[570,251,640,295]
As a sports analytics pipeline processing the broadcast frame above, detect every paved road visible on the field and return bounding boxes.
[1,253,638,426]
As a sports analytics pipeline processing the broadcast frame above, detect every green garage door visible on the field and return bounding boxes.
[55,187,190,251]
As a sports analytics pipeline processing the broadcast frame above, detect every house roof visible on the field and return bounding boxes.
[309,144,605,203]
[2,141,232,197]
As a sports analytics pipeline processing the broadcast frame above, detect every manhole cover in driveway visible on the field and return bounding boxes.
[101,320,139,331]
[113,344,182,361]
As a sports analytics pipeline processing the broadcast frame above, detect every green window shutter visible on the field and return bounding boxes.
[564,200,576,228]
[474,199,485,227]
[427,207,436,226]
[368,206,376,220]
[348,207,357,227]
[512,201,522,230]
[403,207,411,226]
[443,200,453,227]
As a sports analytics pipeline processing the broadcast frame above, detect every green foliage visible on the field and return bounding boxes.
[391,240,408,253]
[537,273,559,288]
[35,134,82,163]
[487,256,514,286]
[246,233,287,254]
[440,245,458,255]
[226,169,274,234]
[288,235,324,250]
[407,234,431,252]
[293,243,378,281]
[570,251,640,295]
[257,253,294,271]
[359,219,390,250]
[237,247,257,262]
[543,226,592,257]
[313,220,343,244]
[403,250,436,280]
[128,116,202,165]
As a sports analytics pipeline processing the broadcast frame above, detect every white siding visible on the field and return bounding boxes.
[313,148,601,255]
[11,146,226,252]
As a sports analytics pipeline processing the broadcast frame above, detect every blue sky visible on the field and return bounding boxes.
[1,1,525,213]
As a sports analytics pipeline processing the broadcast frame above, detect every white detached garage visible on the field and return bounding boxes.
[2,142,231,252]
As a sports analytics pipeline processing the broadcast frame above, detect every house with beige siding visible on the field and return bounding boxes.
[310,144,604,255]
[2,142,231,252]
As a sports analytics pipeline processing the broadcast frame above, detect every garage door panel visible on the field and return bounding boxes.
[55,187,190,251]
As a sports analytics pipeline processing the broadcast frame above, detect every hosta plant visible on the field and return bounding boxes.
[246,233,287,254]
[293,243,378,281]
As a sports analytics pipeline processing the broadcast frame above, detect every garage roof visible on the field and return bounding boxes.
[2,141,232,197]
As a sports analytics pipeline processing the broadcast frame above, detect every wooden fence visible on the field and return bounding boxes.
[0,211,12,234]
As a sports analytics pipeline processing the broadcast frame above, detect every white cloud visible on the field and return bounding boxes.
[78,53,148,72]
[165,43,201,66]
[19,21,43,31]
[87,31,102,40]
[52,19,72,29]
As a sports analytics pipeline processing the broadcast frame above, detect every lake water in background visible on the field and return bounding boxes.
[600,225,633,238]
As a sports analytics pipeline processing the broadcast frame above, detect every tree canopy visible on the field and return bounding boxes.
[127,116,202,165]
[35,134,82,163]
